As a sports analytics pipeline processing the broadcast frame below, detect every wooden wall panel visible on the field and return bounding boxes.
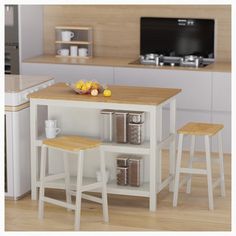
[43,5,231,62]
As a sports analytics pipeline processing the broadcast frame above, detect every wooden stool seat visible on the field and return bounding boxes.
[38,135,108,230]
[177,122,224,136]
[43,135,101,152]
[173,122,225,210]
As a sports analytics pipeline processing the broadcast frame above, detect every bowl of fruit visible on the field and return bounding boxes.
[67,80,104,95]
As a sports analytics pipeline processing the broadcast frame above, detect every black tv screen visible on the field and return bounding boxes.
[141,17,215,58]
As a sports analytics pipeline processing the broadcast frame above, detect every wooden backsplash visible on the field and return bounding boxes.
[43,5,231,62]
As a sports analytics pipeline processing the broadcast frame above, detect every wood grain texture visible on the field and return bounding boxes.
[5,150,231,231]
[5,102,30,112]
[43,135,101,152]
[43,5,231,62]
[177,122,224,136]
[28,83,182,105]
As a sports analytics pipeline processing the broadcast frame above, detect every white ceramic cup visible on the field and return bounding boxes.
[78,48,88,57]
[45,127,61,139]
[61,31,75,41]
[45,120,57,128]
[57,49,69,56]
[70,46,78,57]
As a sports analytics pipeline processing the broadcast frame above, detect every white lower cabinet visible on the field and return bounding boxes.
[212,72,231,112]
[21,63,114,85]
[211,72,231,153]
[211,112,231,153]
[114,67,212,111]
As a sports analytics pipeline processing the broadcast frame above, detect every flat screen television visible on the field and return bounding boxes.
[140,17,215,58]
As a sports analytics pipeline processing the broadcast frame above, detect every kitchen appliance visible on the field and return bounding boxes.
[115,111,129,143]
[137,17,215,68]
[136,54,213,68]
[128,156,143,187]
[100,109,114,142]
[5,5,19,74]
[5,75,54,199]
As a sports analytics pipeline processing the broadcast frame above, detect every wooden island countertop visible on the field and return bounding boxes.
[28,83,181,106]
[24,55,231,73]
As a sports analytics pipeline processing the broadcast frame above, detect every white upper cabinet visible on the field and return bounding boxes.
[212,72,231,112]
[114,67,212,111]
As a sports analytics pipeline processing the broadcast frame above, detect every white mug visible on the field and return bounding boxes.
[78,48,88,57]
[45,127,61,139]
[70,46,78,57]
[57,49,69,56]
[45,120,57,128]
[61,31,74,41]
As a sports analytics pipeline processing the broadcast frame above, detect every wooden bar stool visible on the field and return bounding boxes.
[173,122,225,210]
[38,135,109,230]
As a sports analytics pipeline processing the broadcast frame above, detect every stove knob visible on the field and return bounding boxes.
[171,62,175,67]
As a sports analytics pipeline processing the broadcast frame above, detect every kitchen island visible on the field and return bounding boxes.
[29,83,181,211]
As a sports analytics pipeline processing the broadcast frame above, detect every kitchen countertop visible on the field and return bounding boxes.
[28,82,182,106]
[5,74,54,93]
[23,54,231,73]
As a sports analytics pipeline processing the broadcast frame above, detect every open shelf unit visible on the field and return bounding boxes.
[55,26,93,58]
[36,177,150,197]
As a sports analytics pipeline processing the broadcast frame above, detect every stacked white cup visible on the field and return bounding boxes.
[45,120,61,139]
[70,46,78,57]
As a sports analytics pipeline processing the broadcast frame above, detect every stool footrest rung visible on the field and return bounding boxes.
[42,196,76,210]
[43,173,66,182]
[82,193,103,204]
[81,182,103,192]
[180,168,207,175]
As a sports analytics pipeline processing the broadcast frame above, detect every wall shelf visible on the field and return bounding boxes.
[55,26,93,58]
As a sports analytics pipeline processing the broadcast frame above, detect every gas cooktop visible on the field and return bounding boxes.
[130,54,214,68]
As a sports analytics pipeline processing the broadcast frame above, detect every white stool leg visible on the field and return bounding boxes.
[74,150,84,231]
[38,145,47,219]
[100,148,109,222]
[218,131,226,197]
[205,135,214,210]
[186,135,195,194]
[173,134,184,207]
[64,152,72,211]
